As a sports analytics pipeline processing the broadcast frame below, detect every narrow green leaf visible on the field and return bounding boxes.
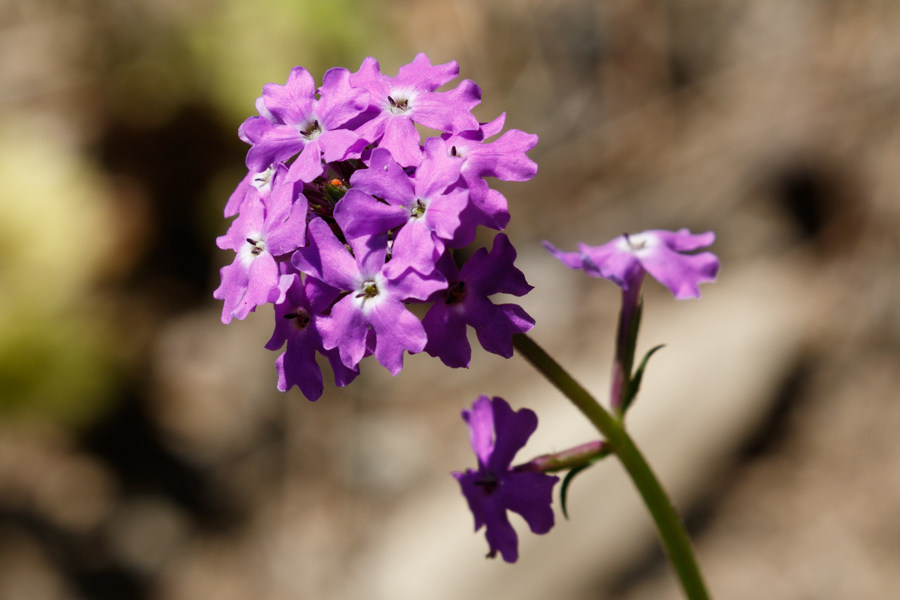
[561,463,593,520]
[622,344,665,414]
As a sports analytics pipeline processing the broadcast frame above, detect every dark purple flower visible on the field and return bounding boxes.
[334,139,467,275]
[453,396,558,563]
[291,218,446,374]
[349,53,481,167]
[423,234,534,368]
[213,181,308,323]
[241,66,369,183]
[265,272,360,400]
[544,229,720,299]
[442,113,538,233]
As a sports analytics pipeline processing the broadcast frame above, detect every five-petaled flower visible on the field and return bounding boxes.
[453,395,558,563]
[543,229,720,299]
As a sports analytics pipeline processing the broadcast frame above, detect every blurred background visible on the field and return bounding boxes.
[3,0,900,598]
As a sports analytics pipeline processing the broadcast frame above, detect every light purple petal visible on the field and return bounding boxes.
[262,66,316,125]
[349,56,387,94]
[394,53,459,90]
[319,297,369,369]
[244,122,306,172]
[414,138,463,199]
[213,261,249,324]
[423,187,468,243]
[275,340,324,400]
[384,264,447,301]
[348,233,388,279]
[291,218,360,290]
[334,189,407,239]
[348,148,416,206]
[367,299,428,375]
[410,80,481,133]
[464,128,539,182]
[542,241,585,270]
[265,192,308,255]
[582,241,645,290]
[285,139,324,183]
[318,128,364,163]
[317,67,369,129]
[462,395,495,468]
[638,246,720,299]
[480,113,506,138]
[652,228,716,252]
[379,117,424,168]
[389,218,442,276]
[225,170,253,218]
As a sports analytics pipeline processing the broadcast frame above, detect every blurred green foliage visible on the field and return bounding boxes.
[0,117,118,426]
[185,0,387,123]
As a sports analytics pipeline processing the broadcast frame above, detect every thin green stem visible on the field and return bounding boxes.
[512,333,710,600]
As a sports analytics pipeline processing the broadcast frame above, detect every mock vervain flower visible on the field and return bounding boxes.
[265,272,360,400]
[349,53,481,167]
[454,396,558,563]
[544,229,719,299]
[334,139,467,275]
[213,180,308,323]
[291,218,446,374]
[442,112,538,233]
[241,66,369,183]
[423,234,534,368]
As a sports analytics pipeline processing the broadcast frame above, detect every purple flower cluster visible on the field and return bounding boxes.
[214,54,538,399]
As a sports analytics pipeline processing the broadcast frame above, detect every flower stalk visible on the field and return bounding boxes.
[512,332,711,600]
[517,440,610,473]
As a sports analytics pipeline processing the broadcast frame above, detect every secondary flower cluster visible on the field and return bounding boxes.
[214,54,539,400]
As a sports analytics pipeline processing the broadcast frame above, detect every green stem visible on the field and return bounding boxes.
[512,333,711,600]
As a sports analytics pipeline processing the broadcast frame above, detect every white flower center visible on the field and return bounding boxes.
[252,166,275,192]
[386,89,416,115]
[239,234,267,267]
[298,119,322,141]
[352,274,388,313]
[617,232,658,255]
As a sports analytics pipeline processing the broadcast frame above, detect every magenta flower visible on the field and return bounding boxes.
[423,234,534,368]
[291,218,446,374]
[334,139,467,275]
[240,66,369,183]
[454,396,558,563]
[544,229,720,299]
[349,53,481,167]
[442,112,539,234]
[213,181,308,324]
